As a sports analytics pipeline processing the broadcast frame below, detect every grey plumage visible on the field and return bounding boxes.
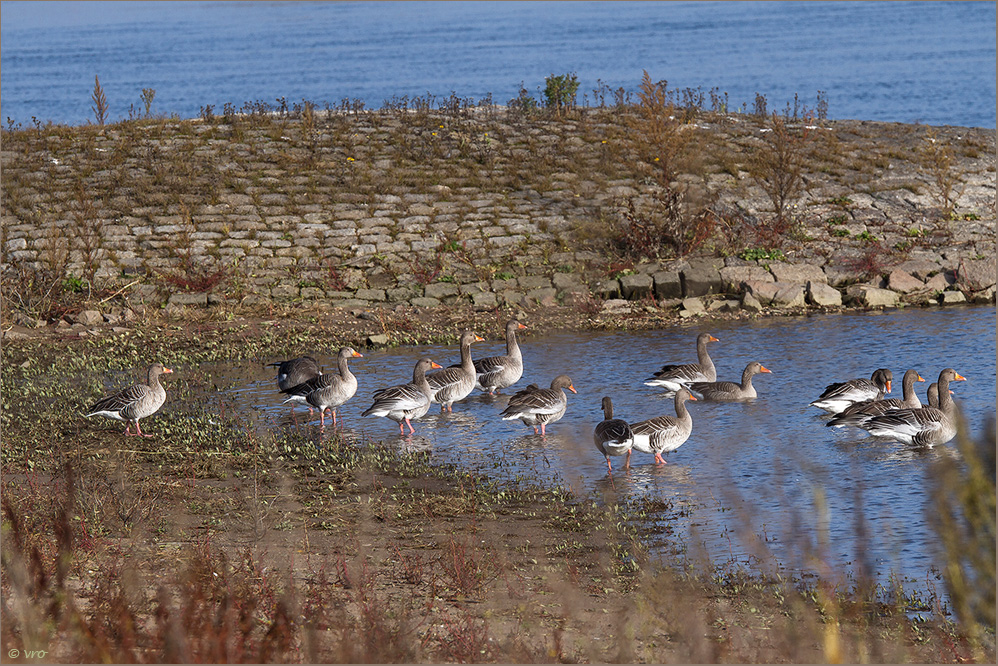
[500,374,576,436]
[363,357,442,434]
[85,363,173,437]
[594,396,633,472]
[630,387,697,464]
[809,368,893,414]
[688,361,772,401]
[282,348,363,428]
[644,333,719,392]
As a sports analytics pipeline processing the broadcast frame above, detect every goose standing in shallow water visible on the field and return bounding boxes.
[472,319,527,395]
[85,363,174,437]
[500,375,576,436]
[809,368,893,414]
[644,333,719,392]
[688,361,772,401]
[826,369,924,428]
[428,331,485,411]
[630,387,697,465]
[282,348,363,429]
[594,396,634,472]
[362,357,442,435]
[270,355,322,419]
[860,368,967,446]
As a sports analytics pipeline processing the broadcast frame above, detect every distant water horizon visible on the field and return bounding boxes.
[1,1,995,128]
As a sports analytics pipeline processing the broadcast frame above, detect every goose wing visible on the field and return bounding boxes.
[87,383,151,416]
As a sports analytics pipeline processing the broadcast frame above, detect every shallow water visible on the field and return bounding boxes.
[205,305,994,595]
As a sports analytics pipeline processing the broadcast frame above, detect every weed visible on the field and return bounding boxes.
[544,72,580,117]
[917,126,965,218]
[739,247,786,262]
[750,112,813,232]
[91,76,108,127]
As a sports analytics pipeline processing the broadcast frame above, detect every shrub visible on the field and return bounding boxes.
[543,72,579,116]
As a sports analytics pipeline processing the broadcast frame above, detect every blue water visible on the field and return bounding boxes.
[2,1,995,128]
[203,305,996,602]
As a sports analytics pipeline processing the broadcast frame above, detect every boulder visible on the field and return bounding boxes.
[719,266,773,293]
[886,270,925,294]
[846,285,898,308]
[807,281,843,307]
[771,284,806,308]
[895,258,943,281]
[681,262,724,298]
[768,262,827,285]
[619,272,654,300]
[681,297,706,313]
[424,282,460,300]
[742,279,781,305]
[74,309,104,325]
[941,290,967,305]
[526,287,559,306]
[653,271,683,299]
[552,272,583,291]
[741,291,763,313]
[923,272,955,292]
[822,265,863,288]
[602,299,632,313]
[596,279,621,299]
[957,258,996,291]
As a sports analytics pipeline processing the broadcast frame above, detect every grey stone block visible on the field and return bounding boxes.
[772,284,806,308]
[411,297,442,308]
[681,264,723,298]
[957,258,996,291]
[619,273,654,300]
[552,272,582,290]
[719,266,774,293]
[741,291,763,312]
[596,279,621,299]
[768,261,827,285]
[653,271,683,299]
[424,282,460,299]
[846,285,898,308]
[355,288,386,301]
[167,293,209,306]
[742,279,781,305]
[941,290,967,305]
[886,270,924,294]
[682,297,706,313]
[807,281,843,307]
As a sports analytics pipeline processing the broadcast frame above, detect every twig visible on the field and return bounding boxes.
[98,279,142,304]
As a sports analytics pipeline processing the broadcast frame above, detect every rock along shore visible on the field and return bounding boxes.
[1,105,994,339]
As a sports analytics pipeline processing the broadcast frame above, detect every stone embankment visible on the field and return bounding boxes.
[1,106,994,337]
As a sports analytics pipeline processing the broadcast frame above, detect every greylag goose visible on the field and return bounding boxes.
[826,369,924,428]
[270,355,322,418]
[85,363,173,437]
[809,368,893,414]
[428,331,485,411]
[282,348,363,428]
[362,357,442,434]
[859,368,966,446]
[500,375,576,436]
[472,319,527,395]
[594,396,633,472]
[925,382,950,408]
[630,387,697,465]
[644,333,719,392]
[688,361,772,401]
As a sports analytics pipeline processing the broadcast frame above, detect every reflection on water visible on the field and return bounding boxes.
[198,306,994,598]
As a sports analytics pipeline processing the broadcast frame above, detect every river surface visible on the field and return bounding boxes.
[2,1,995,127]
[199,305,995,600]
